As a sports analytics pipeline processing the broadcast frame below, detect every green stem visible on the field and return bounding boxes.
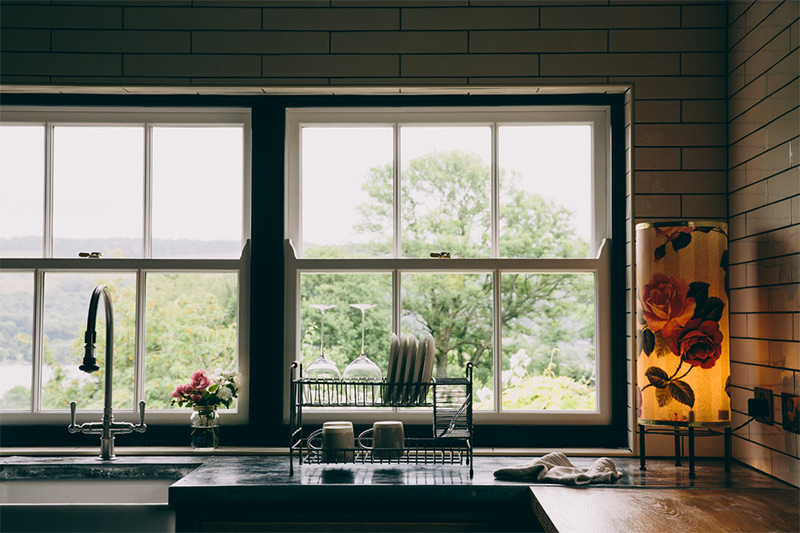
[667,361,683,381]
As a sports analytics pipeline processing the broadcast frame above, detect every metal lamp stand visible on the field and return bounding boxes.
[638,423,732,478]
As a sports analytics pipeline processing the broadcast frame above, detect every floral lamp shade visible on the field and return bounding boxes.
[636,221,730,427]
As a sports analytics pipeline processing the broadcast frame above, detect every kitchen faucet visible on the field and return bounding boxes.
[68,284,146,460]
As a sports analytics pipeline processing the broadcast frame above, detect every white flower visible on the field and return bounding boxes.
[217,386,233,401]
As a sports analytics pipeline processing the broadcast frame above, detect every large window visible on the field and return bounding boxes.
[0,107,250,424]
[285,107,612,425]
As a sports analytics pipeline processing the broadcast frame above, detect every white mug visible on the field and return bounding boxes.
[308,421,354,463]
[358,421,404,460]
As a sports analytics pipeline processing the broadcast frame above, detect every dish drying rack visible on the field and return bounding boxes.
[289,362,473,477]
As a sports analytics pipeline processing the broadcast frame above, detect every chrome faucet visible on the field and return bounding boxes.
[68,284,146,460]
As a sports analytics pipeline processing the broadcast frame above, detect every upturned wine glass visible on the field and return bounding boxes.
[304,304,340,403]
[342,304,382,404]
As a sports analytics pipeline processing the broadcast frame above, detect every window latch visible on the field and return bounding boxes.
[79,252,102,259]
[430,252,451,259]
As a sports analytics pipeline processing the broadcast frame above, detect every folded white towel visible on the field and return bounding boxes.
[493,452,623,485]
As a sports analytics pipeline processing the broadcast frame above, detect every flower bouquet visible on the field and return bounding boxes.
[172,368,239,448]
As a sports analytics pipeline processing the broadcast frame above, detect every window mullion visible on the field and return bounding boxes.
[144,125,153,259]
[393,123,401,259]
[491,122,499,259]
[44,124,53,259]
[134,269,146,410]
[32,268,45,413]
[493,268,502,413]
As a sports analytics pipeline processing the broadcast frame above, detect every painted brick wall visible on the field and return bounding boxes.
[0,0,748,462]
[727,0,800,487]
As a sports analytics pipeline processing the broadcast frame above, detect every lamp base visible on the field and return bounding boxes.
[638,422,732,479]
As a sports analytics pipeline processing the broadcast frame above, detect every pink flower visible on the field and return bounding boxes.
[640,273,696,339]
[190,369,212,391]
[655,226,693,242]
[191,394,202,402]
[171,384,189,398]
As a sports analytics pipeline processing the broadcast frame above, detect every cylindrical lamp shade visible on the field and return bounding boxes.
[636,221,730,427]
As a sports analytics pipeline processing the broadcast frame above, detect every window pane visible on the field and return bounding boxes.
[0,126,44,257]
[52,127,144,258]
[301,127,393,258]
[401,127,491,258]
[499,272,596,411]
[299,273,392,378]
[0,272,34,410]
[145,273,238,409]
[152,127,243,258]
[41,273,136,410]
[499,125,593,258]
[401,273,493,403]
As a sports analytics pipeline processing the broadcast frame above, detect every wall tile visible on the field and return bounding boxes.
[729,109,800,168]
[681,194,727,218]
[728,62,746,97]
[747,255,800,287]
[731,337,771,365]
[682,147,727,170]
[540,5,679,29]
[731,287,769,313]
[734,437,774,476]
[402,54,538,77]
[729,74,767,120]
[334,31,466,54]
[768,284,800,314]
[766,48,799,95]
[682,4,727,29]
[728,0,788,71]
[263,7,398,30]
[402,7,538,30]
[634,100,680,123]
[635,171,726,195]
[746,198,793,235]
[614,76,725,100]
[542,53,678,76]
[771,451,800,487]
[125,7,260,30]
[193,31,328,54]
[52,30,190,53]
[744,27,792,86]
[610,29,725,52]
[729,79,799,145]
[634,147,681,170]
[0,5,122,29]
[124,54,260,77]
[0,29,50,52]
[469,29,606,53]
[0,51,120,76]
[634,194,681,218]
[263,54,399,77]
[741,141,796,188]
[748,313,795,341]
[682,99,726,123]
[681,52,727,76]
[729,262,748,289]
[635,124,726,147]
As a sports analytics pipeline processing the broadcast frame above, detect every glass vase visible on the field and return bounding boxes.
[190,406,219,448]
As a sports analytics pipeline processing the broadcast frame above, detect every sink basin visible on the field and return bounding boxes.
[0,457,201,532]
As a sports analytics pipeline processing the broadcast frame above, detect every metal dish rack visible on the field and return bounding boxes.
[289,362,473,477]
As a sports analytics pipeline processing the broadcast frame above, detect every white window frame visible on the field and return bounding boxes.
[284,106,612,426]
[0,106,251,425]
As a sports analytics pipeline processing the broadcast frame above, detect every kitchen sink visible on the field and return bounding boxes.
[0,457,201,533]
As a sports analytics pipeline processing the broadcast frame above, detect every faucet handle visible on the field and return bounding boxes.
[68,401,80,433]
[134,400,147,433]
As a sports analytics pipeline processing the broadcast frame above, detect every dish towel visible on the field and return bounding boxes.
[493,452,623,485]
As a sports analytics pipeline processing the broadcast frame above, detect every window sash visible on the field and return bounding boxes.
[0,107,251,424]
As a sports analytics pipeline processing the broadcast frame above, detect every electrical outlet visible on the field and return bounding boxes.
[781,393,799,434]
[751,387,774,425]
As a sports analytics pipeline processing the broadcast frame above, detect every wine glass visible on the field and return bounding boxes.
[304,304,340,403]
[342,304,382,404]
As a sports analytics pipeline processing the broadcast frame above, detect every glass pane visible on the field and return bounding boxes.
[500,272,596,411]
[0,272,34,410]
[301,127,393,258]
[0,126,44,257]
[499,125,593,258]
[52,127,144,258]
[299,273,392,378]
[152,127,243,258]
[145,273,238,410]
[401,273,493,404]
[401,127,491,258]
[41,273,136,410]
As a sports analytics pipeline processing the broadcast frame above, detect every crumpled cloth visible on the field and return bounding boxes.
[493,452,623,485]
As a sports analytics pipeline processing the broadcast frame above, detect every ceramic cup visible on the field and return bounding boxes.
[308,421,355,463]
[358,420,404,460]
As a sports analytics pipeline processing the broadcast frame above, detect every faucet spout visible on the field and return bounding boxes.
[70,284,146,460]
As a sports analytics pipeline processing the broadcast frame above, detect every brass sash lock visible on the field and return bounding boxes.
[430,252,451,259]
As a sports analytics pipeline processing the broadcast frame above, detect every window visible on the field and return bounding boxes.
[285,106,612,425]
[0,107,250,424]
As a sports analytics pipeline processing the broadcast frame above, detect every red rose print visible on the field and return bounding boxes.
[670,318,723,369]
[640,273,696,338]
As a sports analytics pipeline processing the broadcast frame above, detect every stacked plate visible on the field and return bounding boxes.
[386,333,436,405]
